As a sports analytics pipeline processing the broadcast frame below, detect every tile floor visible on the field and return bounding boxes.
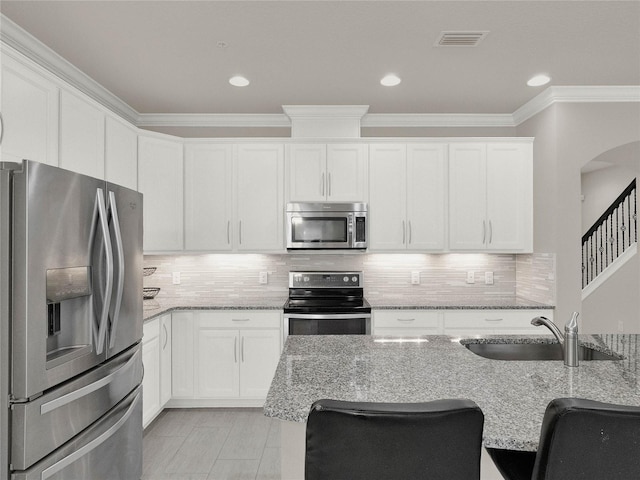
[142,408,280,480]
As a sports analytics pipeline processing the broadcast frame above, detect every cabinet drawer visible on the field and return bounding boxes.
[374,310,439,329]
[444,309,554,329]
[375,328,438,337]
[197,310,281,329]
[143,318,160,342]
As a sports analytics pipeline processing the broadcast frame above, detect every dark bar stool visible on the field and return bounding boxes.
[487,398,640,480]
[305,398,484,480]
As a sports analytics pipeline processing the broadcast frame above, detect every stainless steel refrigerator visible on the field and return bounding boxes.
[0,160,143,480]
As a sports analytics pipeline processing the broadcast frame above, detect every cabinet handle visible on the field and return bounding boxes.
[482,220,486,244]
[397,318,416,322]
[408,221,412,245]
[232,318,250,322]
[162,323,168,350]
[321,173,325,196]
[483,318,504,322]
[489,220,493,244]
[234,337,238,363]
[328,172,331,196]
[402,221,406,244]
[0,112,4,145]
[239,221,242,245]
[241,337,245,363]
[227,220,231,245]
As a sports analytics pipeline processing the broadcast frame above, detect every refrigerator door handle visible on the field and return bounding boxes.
[94,188,113,355]
[40,388,141,480]
[107,191,125,350]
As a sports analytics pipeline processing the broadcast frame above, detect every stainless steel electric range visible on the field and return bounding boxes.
[283,271,371,337]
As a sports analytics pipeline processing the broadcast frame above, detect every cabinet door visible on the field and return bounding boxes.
[486,143,533,251]
[1,55,59,165]
[235,144,284,251]
[326,144,368,201]
[287,144,326,201]
[105,116,137,190]
[449,144,487,250]
[369,144,407,250]
[171,312,194,399]
[160,315,172,407]
[138,135,184,252]
[239,329,281,398]
[407,144,447,250]
[196,329,239,398]
[142,320,160,427]
[59,90,105,179]
[184,143,233,250]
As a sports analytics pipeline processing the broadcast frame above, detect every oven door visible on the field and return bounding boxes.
[286,211,353,249]
[284,313,371,338]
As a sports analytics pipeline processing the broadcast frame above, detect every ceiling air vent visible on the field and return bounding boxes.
[435,31,489,47]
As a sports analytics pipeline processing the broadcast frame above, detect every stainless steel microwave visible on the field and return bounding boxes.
[286,202,368,250]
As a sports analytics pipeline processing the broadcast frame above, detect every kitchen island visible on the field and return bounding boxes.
[264,334,640,479]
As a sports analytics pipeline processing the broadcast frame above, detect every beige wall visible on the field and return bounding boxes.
[517,102,640,330]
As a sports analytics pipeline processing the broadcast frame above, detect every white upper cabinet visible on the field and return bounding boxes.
[138,134,184,252]
[184,143,233,251]
[369,143,446,251]
[1,54,59,165]
[286,143,367,202]
[59,90,105,179]
[105,115,137,190]
[449,142,532,252]
[235,144,285,251]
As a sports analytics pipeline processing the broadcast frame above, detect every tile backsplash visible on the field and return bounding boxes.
[143,253,555,306]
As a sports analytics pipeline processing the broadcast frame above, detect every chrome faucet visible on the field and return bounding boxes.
[531,313,580,367]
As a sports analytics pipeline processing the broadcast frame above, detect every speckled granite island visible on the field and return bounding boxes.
[264,334,640,479]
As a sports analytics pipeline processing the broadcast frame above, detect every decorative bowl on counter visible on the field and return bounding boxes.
[143,267,157,277]
[143,287,160,300]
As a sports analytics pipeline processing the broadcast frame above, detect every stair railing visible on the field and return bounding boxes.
[582,178,637,289]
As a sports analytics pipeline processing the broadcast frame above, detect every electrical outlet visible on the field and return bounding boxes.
[172,272,181,285]
[485,271,494,285]
[259,271,268,284]
[466,271,475,284]
[411,271,420,285]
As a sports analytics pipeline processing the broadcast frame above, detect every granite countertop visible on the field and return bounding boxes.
[263,334,639,451]
[144,295,553,321]
[371,296,553,310]
[143,298,287,321]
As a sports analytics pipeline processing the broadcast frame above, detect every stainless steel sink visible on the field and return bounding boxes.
[463,342,621,361]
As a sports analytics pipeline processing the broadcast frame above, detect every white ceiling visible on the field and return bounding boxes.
[1,0,639,117]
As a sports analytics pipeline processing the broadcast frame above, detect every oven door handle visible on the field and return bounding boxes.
[284,313,371,320]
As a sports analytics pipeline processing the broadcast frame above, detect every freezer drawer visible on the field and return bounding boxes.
[11,387,142,480]
[11,345,142,470]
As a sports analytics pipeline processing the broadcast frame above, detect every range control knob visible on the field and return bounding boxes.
[352,276,358,283]
[343,276,349,282]
[303,276,309,282]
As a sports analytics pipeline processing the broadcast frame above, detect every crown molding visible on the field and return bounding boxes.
[1,15,139,124]
[2,13,638,131]
[512,86,640,125]
[361,113,515,128]
[136,113,291,128]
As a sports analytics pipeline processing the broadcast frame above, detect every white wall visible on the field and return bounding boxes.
[517,102,640,331]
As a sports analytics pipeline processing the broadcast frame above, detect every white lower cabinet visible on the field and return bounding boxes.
[373,309,555,337]
[443,309,554,336]
[171,310,281,406]
[142,314,172,428]
[373,310,442,336]
[142,318,161,428]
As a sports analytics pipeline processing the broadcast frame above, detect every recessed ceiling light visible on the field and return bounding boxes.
[229,75,250,87]
[381,74,401,87]
[527,74,551,87]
